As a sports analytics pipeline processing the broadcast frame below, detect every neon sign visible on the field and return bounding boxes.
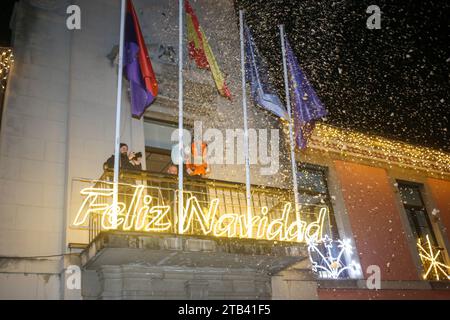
[73,182,328,243]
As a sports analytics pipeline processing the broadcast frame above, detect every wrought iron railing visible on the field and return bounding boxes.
[69,169,362,279]
[76,169,330,243]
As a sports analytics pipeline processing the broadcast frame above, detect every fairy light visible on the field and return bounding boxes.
[417,235,450,281]
[73,182,328,243]
[303,123,450,174]
[0,48,14,92]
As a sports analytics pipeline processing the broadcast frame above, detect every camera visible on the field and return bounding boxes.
[132,152,142,160]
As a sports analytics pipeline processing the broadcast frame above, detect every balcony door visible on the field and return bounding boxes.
[144,119,178,173]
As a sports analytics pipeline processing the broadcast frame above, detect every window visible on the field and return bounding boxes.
[298,164,339,239]
[398,181,449,280]
[144,119,178,173]
[397,182,438,245]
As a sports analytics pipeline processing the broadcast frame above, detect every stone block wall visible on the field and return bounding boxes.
[83,265,272,300]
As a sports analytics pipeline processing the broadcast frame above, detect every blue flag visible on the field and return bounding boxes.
[285,39,327,149]
[244,24,288,119]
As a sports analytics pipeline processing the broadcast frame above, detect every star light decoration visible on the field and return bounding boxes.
[307,235,359,279]
[0,48,14,92]
[417,235,450,281]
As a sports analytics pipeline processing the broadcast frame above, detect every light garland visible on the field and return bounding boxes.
[417,235,450,281]
[307,235,359,279]
[73,182,328,243]
[0,48,13,92]
[306,123,450,174]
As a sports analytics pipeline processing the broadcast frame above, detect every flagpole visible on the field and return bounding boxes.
[112,0,127,229]
[177,0,185,235]
[279,24,301,221]
[239,10,253,238]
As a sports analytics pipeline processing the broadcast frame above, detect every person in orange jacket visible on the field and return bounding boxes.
[186,141,209,177]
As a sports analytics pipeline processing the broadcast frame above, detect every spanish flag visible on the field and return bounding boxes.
[185,0,231,99]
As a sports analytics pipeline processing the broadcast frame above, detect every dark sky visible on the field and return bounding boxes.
[0,1,16,47]
[236,0,450,152]
[1,0,449,151]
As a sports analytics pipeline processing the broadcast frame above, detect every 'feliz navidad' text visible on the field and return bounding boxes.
[73,184,327,243]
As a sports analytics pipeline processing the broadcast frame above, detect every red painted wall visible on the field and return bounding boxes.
[427,178,450,243]
[318,288,450,300]
[334,160,419,280]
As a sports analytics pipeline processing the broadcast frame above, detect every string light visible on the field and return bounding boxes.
[417,235,450,281]
[0,48,14,91]
[304,123,450,174]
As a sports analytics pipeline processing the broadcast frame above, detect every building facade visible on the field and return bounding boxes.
[0,0,449,299]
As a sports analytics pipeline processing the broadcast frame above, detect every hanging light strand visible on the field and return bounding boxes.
[0,48,14,92]
[308,123,450,174]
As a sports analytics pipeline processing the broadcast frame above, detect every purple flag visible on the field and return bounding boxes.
[123,0,157,118]
[286,39,327,149]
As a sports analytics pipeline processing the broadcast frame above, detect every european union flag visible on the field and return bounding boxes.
[244,24,288,119]
[285,39,327,149]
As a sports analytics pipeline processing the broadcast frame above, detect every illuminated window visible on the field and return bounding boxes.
[298,164,338,239]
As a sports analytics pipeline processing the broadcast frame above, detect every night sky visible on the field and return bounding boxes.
[0,1,16,47]
[1,0,449,151]
[236,0,450,152]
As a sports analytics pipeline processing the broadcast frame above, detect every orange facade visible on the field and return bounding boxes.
[334,160,419,281]
[427,178,450,241]
[316,160,450,299]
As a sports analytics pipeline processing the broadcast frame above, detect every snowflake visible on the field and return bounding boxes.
[417,235,450,281]
[307,235,358,279]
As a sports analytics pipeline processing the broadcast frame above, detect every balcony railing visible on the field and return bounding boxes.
[68,169,330,243]
[67,169,362,279]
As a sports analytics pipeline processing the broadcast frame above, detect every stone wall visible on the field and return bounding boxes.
[0,0,294,299]
[83,265,271,300]
[0,0,72,299]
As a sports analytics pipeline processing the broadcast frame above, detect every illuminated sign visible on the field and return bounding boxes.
[72,182,328,243]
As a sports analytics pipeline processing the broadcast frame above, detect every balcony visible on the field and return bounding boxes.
[71,169,328,242]
[70,169,331,275]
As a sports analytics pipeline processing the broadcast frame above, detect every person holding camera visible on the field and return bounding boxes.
[104,143,135,171]
[104,143,144,173]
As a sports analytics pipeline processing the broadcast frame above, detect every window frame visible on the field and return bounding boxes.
[143,117,192,174]
[397,180,439,246]
[297,162,339,240]
[396,179,450,280]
